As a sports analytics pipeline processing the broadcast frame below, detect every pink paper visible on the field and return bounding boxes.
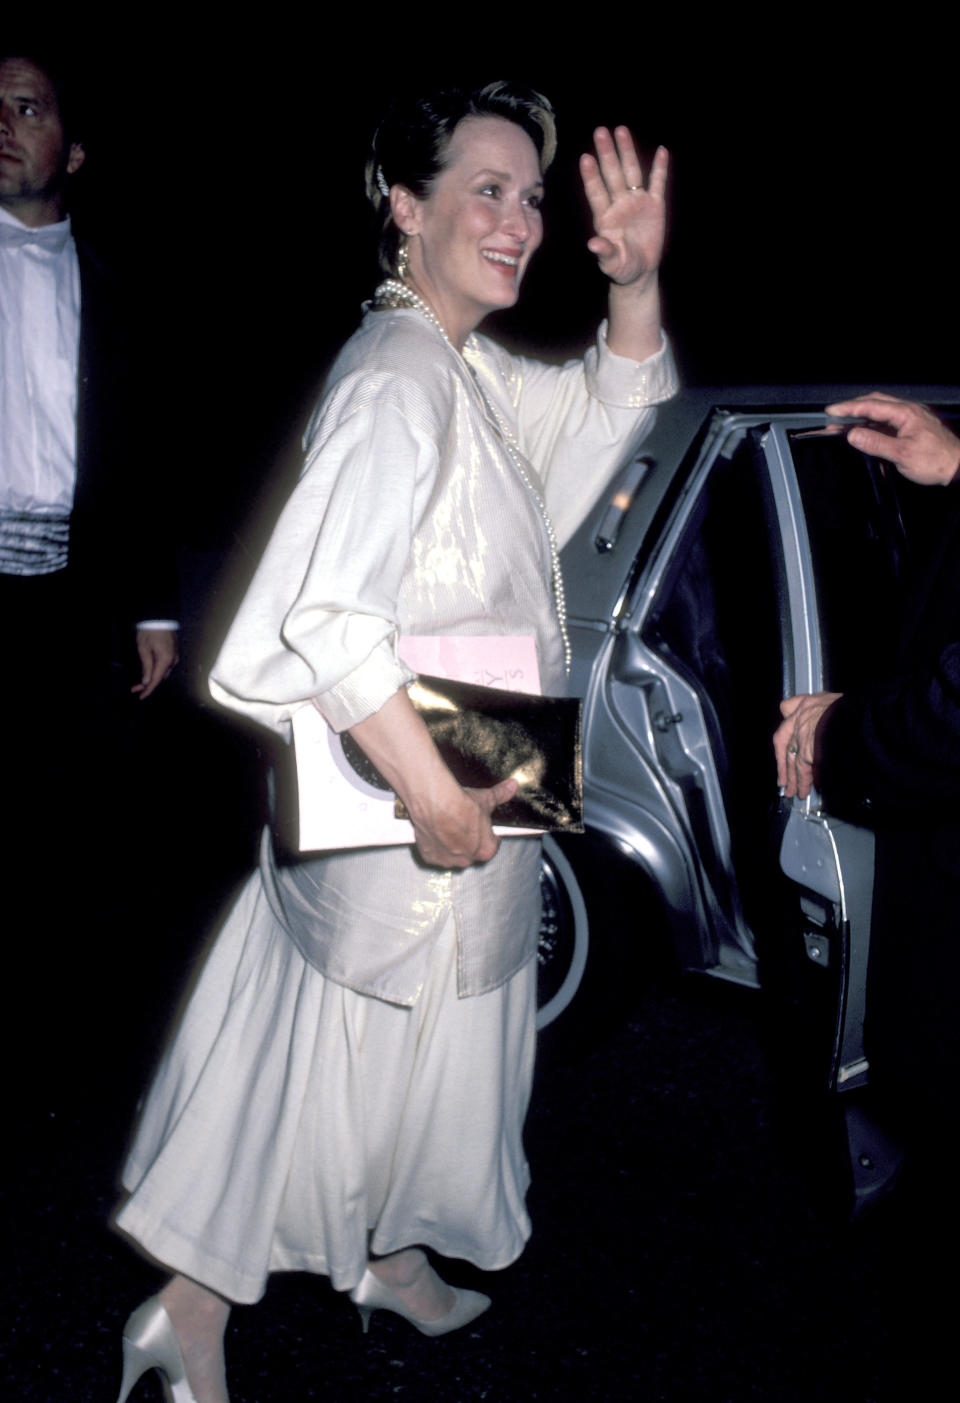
[397,635,540,694]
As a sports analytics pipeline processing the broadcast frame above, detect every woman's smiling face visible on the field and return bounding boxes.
[397,116,544,347]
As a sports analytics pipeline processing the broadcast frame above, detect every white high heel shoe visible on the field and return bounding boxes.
[116,1296,199,1403]
[349,1267,491,1336]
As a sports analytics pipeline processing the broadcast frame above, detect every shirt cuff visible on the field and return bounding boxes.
[585,322,679,408]
[311,638,414,733]
[136,619,180,630]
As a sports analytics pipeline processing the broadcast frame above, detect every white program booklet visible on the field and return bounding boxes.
[292,636,542,852]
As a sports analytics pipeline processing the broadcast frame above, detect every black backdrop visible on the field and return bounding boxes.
[12,22,957,592]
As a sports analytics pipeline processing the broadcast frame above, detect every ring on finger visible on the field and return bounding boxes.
[787,742,799,756]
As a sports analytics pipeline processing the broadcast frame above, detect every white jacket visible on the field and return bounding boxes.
[209,304,677,1004]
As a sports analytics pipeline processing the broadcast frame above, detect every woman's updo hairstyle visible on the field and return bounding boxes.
[366,80,557,278]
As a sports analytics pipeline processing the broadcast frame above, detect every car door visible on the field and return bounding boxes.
[603,413,797,983]
[764,421,915,1210]
[761,421,908,1094]
[602,411,905,1092]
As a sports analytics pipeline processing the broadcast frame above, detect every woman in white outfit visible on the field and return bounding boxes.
[112,80,677,1403]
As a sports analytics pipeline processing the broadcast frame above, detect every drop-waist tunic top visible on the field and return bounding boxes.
[209,305,678,1006]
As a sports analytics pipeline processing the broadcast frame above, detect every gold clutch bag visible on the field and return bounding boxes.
[339,673,584,833]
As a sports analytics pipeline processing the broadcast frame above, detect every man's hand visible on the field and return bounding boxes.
[827,393,960,486]
[133,628,179,699]
[774,692,842,800]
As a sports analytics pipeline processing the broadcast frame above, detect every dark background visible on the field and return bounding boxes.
[38,22,954,597]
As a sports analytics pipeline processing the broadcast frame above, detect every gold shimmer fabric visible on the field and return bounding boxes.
[209,307,677,1003]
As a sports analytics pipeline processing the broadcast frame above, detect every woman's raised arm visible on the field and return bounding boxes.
[580,125,668,363]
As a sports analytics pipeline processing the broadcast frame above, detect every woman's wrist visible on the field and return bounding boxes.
[605,275,662,362]
[348,688,468,829]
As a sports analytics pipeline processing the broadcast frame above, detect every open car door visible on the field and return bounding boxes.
[763,421,908,1209]
[606,410,905,1209]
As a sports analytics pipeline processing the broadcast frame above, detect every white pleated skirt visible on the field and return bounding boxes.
[114,867,537,1304]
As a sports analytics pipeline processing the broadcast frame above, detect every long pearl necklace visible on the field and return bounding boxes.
[373,279,571,674]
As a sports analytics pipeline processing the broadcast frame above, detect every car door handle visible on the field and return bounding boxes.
[593,456,653,554]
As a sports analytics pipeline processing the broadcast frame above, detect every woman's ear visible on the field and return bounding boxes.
[390,185,421,236]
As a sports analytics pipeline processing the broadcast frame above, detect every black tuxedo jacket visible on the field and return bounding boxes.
[68,241,179,651]
[821,487,960,1120]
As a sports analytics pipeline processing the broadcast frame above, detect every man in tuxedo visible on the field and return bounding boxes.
[2,51,181,1108]
[0,50,178,703]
